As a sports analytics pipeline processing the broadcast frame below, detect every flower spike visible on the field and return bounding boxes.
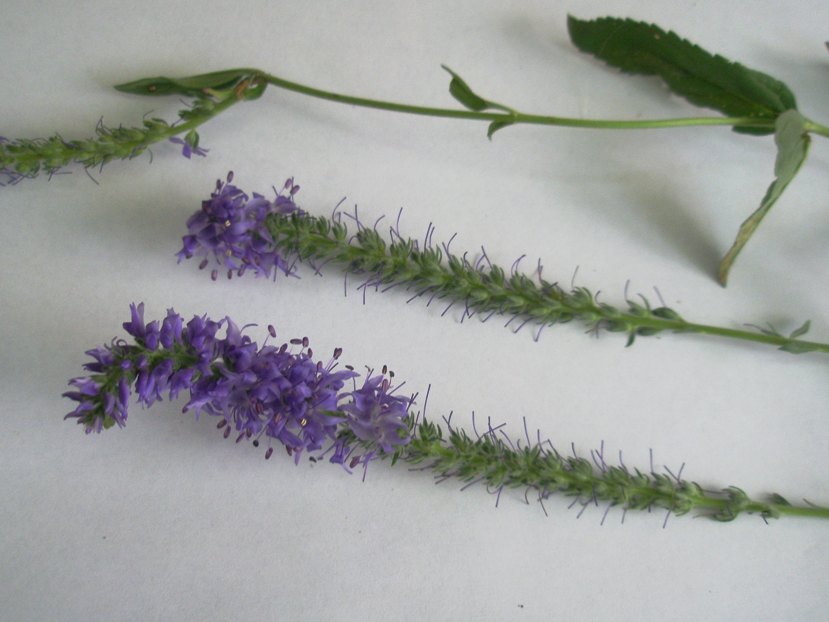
[64,304,829,523]
[176,175,829,357]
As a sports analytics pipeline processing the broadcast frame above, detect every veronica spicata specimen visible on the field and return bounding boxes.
[175,173,829,357]
[64,303,829,524]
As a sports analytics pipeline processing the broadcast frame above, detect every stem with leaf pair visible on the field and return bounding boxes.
[5,16,826,284]
[115,16,828,285]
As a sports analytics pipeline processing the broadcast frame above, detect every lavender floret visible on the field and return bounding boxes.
[64,303,411,466]
[168,136,208,159]
[176,173,301,280]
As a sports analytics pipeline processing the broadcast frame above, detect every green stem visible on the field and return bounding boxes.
[261,71,775,132]
[804,119,829,139]
[616,314,829,355]
[775,504,829,519]
[373,418,829,523]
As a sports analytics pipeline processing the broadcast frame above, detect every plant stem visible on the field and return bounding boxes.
[618,315,829,354]
[804,119,829,139]
[261,71,776,132]
[375,417,829,523]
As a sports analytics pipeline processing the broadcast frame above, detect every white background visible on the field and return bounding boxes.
[2,1,828,620]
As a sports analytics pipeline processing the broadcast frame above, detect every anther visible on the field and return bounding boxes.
[265,447,273,460]
[300,417,308,427]
[268,325,276,338]
[224,219,232,228]
[199,259,209,270]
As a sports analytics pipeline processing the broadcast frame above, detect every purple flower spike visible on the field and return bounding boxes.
[177,173,301,279]
[65,304,412,467]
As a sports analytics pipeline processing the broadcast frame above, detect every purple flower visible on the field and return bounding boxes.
[176,172,300,280]
[169,136,208,159]
[342,375,412,453]
[65,304,412,466]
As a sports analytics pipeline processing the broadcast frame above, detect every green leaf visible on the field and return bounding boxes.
[442,65,489,111]
[651,307,682,321]
[487,120,513,140]
[779,341,819,355]
[768,493,791,506]
[115,68,260,97]
[567,16,797,135]
[441,65,515,119]
[788,319,811,339]
[718,110,810,285]
[184,129,200,150]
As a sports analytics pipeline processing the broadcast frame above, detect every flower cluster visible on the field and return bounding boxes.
[64,303,412,465]
[175,175,829,356]
[64,306,829,522]
[176,172,301,280]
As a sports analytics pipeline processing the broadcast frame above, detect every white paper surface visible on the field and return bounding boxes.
[1,1,828,620]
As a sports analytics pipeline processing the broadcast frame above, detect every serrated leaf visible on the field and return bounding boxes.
[788,319,811,339]
[442,65,489,111]
[718,110,810,285]
[567,16,796,135]
[487,120,513,139]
